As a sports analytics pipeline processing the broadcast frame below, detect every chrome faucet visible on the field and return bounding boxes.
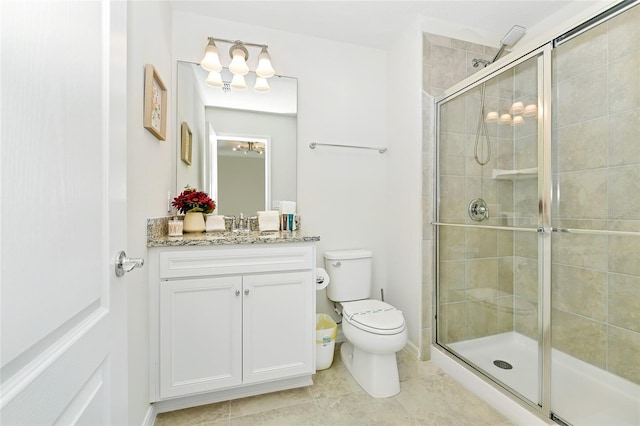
[237,213,250,232]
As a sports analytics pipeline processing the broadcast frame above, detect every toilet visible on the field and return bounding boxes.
[324,249,408,398]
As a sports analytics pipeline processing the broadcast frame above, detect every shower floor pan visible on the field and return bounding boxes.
[449,332,639,425]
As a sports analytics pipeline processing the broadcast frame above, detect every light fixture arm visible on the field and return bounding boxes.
[207,37,268,50]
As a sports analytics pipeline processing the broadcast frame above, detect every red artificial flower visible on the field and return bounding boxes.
[172,186,216,214]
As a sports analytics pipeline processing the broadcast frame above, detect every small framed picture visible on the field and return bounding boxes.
[181,122,192,165]
[143,64,167,140]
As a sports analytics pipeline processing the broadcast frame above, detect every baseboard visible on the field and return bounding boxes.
[336,324,346,343]
[403,340,421,361]
[141,405,156,426]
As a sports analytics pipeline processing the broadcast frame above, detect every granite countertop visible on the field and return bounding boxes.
[146,216,319,247]
[147,230,320,247]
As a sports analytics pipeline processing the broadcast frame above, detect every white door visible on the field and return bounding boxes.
[1,1,128,424]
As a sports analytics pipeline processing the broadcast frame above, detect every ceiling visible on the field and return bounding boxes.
[168,0,598,49]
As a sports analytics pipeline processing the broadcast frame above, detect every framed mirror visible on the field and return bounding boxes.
[176,61,297,216]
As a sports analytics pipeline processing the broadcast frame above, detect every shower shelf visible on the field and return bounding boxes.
[492,168,537,180]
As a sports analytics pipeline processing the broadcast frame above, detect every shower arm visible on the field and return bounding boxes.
[491,44,508,63]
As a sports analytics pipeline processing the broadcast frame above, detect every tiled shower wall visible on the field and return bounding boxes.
[549,6,640,385]
[421,33,498,360]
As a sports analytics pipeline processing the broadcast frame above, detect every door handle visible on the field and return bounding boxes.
[115,251,144,277]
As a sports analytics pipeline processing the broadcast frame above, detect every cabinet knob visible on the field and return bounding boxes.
[235,290,240,296]
[244,289,250,295]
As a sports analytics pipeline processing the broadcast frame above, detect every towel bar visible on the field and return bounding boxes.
[309,141,387,154]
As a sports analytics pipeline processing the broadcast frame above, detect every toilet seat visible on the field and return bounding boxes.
[342,300,406,335]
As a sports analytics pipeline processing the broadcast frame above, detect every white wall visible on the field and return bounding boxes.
[172,11,390,323]
[176,63,205,192]
[384,18,425,354]
[126,1,173,425]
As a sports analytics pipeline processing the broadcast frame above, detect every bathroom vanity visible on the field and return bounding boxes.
[147,224,319,411]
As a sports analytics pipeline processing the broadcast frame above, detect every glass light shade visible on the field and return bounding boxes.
[485,111,499,123]
[499,113,512,124]
[511,115,525,126]
[230,74,247,90]
[254,77,270,92]
[256,47,275,78]
[523,104,538,117]
[229,48,249,75]
[201,43,222,72]
[509,101,524,115]
[205,71,223,88]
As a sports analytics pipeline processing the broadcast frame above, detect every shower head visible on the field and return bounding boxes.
[491,25,526,63]
[500,25,526,47]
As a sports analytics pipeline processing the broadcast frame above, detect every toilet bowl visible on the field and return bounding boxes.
[338,299,408,397]
[324,249,408,398]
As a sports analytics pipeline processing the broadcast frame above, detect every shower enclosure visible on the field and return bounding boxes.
[434,2,640,424]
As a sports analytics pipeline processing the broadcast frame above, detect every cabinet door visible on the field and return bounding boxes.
[242,272,314,384]
[160,276,242,398]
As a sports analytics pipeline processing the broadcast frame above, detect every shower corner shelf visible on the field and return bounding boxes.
[492,168,537,180]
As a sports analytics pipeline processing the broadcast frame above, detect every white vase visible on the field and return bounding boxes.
[183,211,205,233]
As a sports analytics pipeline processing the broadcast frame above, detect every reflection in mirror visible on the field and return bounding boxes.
[176,61,297,216]
[216,134,269,215]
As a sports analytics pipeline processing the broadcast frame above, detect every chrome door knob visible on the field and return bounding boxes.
[115,251,144,277]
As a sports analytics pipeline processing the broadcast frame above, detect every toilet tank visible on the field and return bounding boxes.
[324,249,372,302]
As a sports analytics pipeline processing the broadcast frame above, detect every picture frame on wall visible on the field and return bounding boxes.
[143,64,167,140]
[181,122,192,165]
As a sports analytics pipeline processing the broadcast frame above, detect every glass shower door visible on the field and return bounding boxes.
[549,3,640,424]
[436,51,545,408]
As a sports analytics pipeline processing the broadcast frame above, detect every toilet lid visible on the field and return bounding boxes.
[342,300,406,334]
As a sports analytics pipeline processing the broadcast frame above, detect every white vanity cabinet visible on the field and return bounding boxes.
[159,275,243,398]
[149,243,316,407]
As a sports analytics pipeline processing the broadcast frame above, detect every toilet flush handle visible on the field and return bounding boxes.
[332,261,341,267]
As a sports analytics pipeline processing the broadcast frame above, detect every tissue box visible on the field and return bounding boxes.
[280,201,297,215]
[258,211,280,231]
[205,215,226,231]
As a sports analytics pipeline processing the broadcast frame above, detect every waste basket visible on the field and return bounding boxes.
[315,313,338,370]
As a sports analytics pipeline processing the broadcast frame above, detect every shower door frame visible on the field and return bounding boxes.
[433,43,554,420]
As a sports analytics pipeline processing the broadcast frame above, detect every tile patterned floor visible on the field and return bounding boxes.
[155,345,515,426]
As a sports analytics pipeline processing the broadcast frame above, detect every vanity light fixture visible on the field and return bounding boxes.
[509,101,524,115]
[511,115,525,126]
[230,74,248,90]
[485,111,499,123]
[523,104,538,117]
[499,113,513,125]
[200,37,275,92]
[490,100,538,126]
[201,38,223,72]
